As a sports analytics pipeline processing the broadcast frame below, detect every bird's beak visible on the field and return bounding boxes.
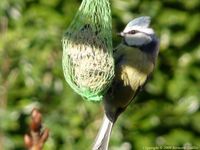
[117,32,125,37]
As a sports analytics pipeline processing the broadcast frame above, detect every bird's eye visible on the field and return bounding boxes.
[128,30,137,34]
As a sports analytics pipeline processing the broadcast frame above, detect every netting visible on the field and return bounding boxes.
[62,0,114,101]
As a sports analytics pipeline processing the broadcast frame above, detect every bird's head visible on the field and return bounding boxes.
[119,16,155,47]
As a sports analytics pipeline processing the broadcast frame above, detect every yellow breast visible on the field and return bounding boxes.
[114,44,154,91]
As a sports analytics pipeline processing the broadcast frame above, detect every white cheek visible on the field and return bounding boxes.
[125,33,151,46]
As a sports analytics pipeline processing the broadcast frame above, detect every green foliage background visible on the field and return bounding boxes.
[1,0,200,149]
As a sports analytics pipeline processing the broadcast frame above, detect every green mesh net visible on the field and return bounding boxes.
[62,0,114,101]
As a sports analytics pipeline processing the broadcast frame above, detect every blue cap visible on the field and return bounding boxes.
[126,16,151,28]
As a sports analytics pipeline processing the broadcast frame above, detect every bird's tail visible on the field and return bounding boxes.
[92,114,114,150]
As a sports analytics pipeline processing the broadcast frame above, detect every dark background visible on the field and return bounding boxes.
[0,0,200,149]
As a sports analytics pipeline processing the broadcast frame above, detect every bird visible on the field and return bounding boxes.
[92,16,159,150]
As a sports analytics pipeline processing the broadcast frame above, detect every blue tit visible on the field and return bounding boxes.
[92,16,159,150]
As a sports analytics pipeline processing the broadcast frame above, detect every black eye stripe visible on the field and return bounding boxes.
[128,30,138,34]
[127,30,151,35]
